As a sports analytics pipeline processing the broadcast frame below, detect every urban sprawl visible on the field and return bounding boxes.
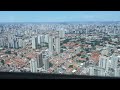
[0,22,120,77]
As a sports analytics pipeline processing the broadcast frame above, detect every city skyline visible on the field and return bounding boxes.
[0,11,120,22]
[0,21,120,76]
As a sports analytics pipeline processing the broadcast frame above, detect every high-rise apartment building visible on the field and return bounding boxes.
[18,38,23,48]
[0,38,5,48]
[98,55,109,76]
[89,66,95,76]
[58,29,65,38]
[44,34,49,43]
[8,34,14,48]
[32,36,38,49]
[43,57,49,70]
[48,35,60,57]
[36,52,43,68]
[55,36,60,54]
[29,58,37,72]
[37,35,41,45]
[38,35,45,45]
[48,35,54,57]
[42,49,49,70]
[22,39,26,48]
[99,55,110,71]
[110,54,119,69]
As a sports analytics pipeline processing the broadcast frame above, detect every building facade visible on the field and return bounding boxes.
[29,58,37,72]
[32,36,38,49]
[36,52,44,68]
[48,35,60,57]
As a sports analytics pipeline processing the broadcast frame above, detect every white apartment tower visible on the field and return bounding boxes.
[48,35,60,57]
[55,36,60,54]
[22,39,26,48]
[18,38,23,48]
[42,49,49,70]
[98,55,110,76]
[8,34,14,48]
[37,35,45,46]
[89,66,95,76]
[44,34,49,43]
[0,38,5,48]
[99,55,110,70]
[58,29,65,38]
[37,35,41,45]
[115,68,119,77]
[29,58,37,72]
[48,35,54,57]
[110,54,119,69]
[43,57,49,70]
[36,52,44,68]
[32,36,38,49]
[12,37,19,49]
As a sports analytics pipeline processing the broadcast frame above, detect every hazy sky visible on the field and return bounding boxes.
[0,11,120,22]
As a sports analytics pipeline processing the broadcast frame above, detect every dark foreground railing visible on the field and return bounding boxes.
[0,72,120,79]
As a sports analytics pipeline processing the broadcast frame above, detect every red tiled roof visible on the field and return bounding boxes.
[5,60,12,64]
[78,58,86,61]
[90,51,100,63]
[26,53,36,59]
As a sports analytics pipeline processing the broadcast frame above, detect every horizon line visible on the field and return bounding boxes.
[0,21,120,23]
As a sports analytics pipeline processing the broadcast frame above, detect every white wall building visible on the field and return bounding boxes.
[58,29,65,38]
[44,34,49,43]
[98,55,110,76]
[110,54,119,69]
[8,35,14,48]
[18,38,23,48]
[43,57,49,70]
[0,38,5,48]
[22,39,26,48]
[55,36,60,54]
[29,58,37,73]
[89,66,95,76]
[99,55,110,71]
[48,35,60,57]
[32,36,38,49]
[38,35,45,45]
[42,49,49,70]
[37,35,41,45]
[36,52,43,68]
[48,35,54,57]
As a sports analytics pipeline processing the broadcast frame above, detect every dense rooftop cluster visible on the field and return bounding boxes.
[0,22,120,77]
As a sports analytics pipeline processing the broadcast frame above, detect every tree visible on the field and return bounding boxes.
[60,43,63,46]
[44,44,48,48]
[1,60,4,65]
[5,50,11,54]
[81,55,86,58]
[37,45,41,48]
[14,52,17,56]
[21,54,24,57]
[80,38,86,42]
[63,39,71,44]
[49,62,53,67]
[102,37,109,41]
[85,48,90,53]
[114,35,119,38]
[86,57,89,61]
[61,46,66,49]
[69,65,73,68]
[60,49,64,53]
[77,53,81,57]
